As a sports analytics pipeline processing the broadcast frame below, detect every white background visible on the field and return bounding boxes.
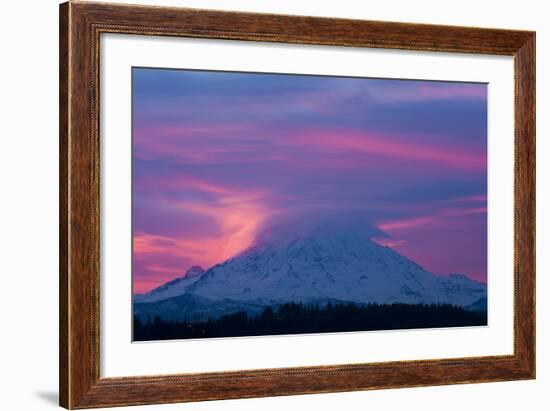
[101,34,514,377]
[0,0,547,410]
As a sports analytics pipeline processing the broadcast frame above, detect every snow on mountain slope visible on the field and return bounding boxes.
[135,265,205,303]
[185,224,486,307]
[134,294,265,322]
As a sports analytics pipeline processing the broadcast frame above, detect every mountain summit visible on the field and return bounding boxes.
[184,265,206,279]
[135,265,205,303]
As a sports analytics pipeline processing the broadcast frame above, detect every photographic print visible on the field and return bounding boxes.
[132,68,488,341]
[60,5,536,406]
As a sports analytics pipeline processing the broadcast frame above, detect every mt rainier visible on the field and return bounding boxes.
[134,222,486,321]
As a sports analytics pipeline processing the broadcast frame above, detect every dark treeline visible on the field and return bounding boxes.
[134,302,487,341]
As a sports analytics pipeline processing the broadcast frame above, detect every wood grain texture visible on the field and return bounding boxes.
[514,34,536,374]
[59,2,69,407]
[59,1,536,408]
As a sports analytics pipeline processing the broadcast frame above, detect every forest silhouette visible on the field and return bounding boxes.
[134,302,487,341]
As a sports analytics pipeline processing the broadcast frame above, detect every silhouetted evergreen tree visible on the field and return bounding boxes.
[133,302,487,341]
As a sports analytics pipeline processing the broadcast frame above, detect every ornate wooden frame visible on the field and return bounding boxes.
[59,1,535,408]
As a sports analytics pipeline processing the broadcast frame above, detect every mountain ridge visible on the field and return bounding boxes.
[135,265,205,303]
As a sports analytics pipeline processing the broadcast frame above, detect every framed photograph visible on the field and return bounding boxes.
[59,1,535,408]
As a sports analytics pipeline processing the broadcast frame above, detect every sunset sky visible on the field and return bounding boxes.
[132,68,487,294]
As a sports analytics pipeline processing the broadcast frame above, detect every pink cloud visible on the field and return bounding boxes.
[374,83,486,103]
[415,83,487,100]
[135,120,486,173]
[175,192,270,262]
[375,206,487,281]
[443,207,487,217]
[451,194,487,203]
[377,206,487,233]
[378,216,436,231]
[133,176,278,291]
[135,174,234,196]
[134,233,214,262]
[288,130,486,171]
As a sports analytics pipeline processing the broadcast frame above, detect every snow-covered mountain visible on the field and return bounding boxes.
[134,265,205,303]
[185,224,485,307]
[134,222,486,322]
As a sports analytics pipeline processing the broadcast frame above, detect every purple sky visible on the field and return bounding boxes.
[132,68,487,294]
